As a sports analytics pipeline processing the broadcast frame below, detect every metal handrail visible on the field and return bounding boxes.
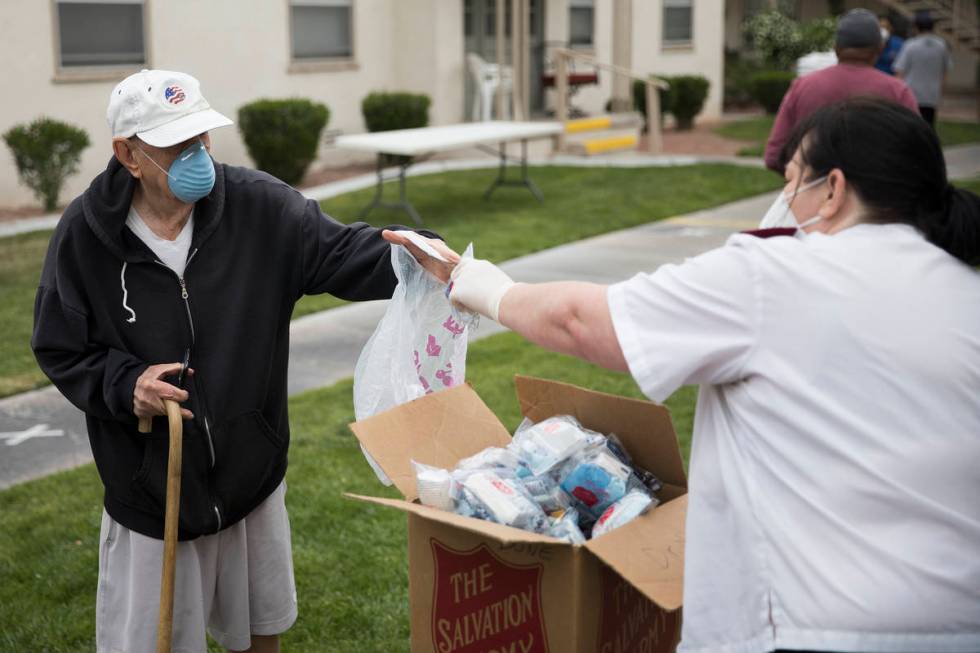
[553,48,670,90]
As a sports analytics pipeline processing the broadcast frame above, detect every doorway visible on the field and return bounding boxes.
[463,0,546,119]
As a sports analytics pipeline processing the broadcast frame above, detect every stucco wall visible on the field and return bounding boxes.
[0,0,462,207]
[542,0,725,122]
[632,0,726,121]
[2,0,727,208]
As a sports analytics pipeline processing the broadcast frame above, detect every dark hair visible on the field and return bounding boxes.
[915,10,934,31]
[781,97,980,266]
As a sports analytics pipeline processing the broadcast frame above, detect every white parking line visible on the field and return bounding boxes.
[0,424,65,446]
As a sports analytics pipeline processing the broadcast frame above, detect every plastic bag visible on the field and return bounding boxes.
[412,460,457,511]
[547,508,587,545]
[591,489,657,539]
[520,474,572,515]
[456,447,526,474]
[508,415,602,476]
[458,470,549,533]
[558,448,635,520]
[353,238,476,484]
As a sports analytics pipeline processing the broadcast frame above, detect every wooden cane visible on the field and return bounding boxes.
[137,400,183,653]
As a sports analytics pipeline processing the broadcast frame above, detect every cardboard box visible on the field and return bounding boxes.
[349,376,688,653]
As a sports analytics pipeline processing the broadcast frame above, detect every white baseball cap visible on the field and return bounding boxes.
[107,69,233,148]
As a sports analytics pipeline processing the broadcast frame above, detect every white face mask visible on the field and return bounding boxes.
[758,176,828,231]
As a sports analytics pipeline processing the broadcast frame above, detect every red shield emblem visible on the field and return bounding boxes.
[596,563,679,653]
[431,539,549,653]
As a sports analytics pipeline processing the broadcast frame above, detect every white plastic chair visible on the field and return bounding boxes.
[467,53,513,121]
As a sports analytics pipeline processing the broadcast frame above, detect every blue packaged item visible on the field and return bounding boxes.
[559,449,634,520]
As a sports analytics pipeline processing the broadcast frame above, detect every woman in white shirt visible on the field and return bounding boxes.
[386,98,980,653]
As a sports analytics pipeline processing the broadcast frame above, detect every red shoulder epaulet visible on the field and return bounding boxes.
[740,227,797,239]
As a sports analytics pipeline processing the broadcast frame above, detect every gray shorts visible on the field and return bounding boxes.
[96,482,297,653]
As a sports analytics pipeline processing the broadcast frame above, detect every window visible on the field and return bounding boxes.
[663,0,693,46]
[569,0,594,47]
[55,0,146,69]
[290,0,353,60]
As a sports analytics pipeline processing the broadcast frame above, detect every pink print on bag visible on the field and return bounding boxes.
[426,335,442,357]
[435,368,454,387]
[442,315,465,337]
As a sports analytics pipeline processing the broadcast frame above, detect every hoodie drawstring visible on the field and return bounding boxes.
[120,262,136,323]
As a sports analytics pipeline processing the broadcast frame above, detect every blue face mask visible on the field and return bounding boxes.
[137,139,215,204]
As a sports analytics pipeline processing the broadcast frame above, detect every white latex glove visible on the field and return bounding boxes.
[449,258,517,322]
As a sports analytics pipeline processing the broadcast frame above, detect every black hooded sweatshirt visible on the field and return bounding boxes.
[32,157,427,540]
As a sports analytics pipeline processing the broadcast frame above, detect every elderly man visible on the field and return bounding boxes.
[763,8,918,174]
[32,69,452,653]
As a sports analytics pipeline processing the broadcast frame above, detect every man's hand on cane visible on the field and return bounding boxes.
[134,362,195,421]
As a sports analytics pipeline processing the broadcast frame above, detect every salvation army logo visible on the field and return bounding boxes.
[164,85,186,105]
[430,540,549,653]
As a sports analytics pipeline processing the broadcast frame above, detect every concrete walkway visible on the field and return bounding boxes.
[2,145,979,488]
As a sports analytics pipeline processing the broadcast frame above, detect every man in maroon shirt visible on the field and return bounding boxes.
[764,8,918,173]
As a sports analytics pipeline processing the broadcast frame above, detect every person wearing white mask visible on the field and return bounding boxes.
[388,98,980,653]
[756,173,829,231]
[875,14,905,75]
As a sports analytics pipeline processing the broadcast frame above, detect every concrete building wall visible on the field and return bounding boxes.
[1,0,720,208]
[543,0,725,122]
[631,0,726,121]
[0,0,459,207]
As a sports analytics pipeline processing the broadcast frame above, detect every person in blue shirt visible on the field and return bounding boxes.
[875,14,904,75]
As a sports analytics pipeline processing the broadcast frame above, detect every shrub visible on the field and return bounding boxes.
[800,17,836,53]
[631,78,671,132]
[237,98,329,185]
[631,75,709,130]
[666,75,710,130]
[748,71,795,114]
[3,117,90,211]
[745,10,836,70]
[361,91,430,133]
[724,50,764,109]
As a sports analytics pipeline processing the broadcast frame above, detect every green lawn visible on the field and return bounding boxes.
[0,164,780,398]
[714,115,980,158]
[960,177,980,195]
[295,164,780,316]
[0,231,54,397]
[0,331,698,652]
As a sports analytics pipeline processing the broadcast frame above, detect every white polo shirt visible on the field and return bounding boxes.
[607,223,980,653]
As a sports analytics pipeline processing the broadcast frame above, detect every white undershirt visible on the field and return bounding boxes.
[607,223,980,653]
[126,205,194,278]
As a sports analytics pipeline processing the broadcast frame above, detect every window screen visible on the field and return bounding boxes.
[663,0,693,45]
[57,1,145,67]
[291,0,353,60]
